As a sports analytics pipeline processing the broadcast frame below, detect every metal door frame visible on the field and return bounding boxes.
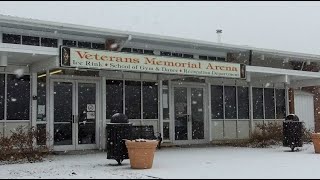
[171,82,209,145]
[50,78,100,151]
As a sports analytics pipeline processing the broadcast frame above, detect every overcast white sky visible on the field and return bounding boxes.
[1,1,320,54]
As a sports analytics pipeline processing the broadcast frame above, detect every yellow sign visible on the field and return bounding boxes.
[60,47,246,79]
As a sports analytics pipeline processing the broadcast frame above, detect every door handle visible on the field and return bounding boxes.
[72,115,75,123]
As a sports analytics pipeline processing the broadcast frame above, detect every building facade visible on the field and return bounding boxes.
[0,15,320,151]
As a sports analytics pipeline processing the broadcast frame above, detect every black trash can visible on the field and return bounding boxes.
[106,113,132,165]
[283,114,303,151]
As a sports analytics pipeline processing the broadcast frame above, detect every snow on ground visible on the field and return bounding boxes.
[1,144,320,179]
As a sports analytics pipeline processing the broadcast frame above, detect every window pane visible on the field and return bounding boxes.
[2,34,21,44]
[253,88,264,119]
[238,87,249,119]
[143,82,158,119]
[121,48,131,53]
[211,85,224,119]
[0,74,4,120]
[163,122,170,140]
[264,88,275,119]
[125,81,141,119]
[41,38,58,47]
[106,80,123,119]
[217,57,226,61]
[144,50,154,55]
[160,51,171,56]
[208,56,217,60]
[22,36,40,46]
[183,54,194,59]
[7,75,30,120]
[92,43,105,50]
[63,40,77,47]
[78,41,91,48]
[132,48,143,54]
[199,55,208,60]
[172,53,183,57]
[224,86,237,119]
[37,75,46,121]
[36,124,46,145]
[276,89,286,119]
[162,88,169,120]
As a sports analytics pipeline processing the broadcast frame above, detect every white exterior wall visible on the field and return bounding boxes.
[294,91,315,131]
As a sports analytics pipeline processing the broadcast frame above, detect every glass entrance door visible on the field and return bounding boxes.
[51,80,98,151]
[173,86,205,142]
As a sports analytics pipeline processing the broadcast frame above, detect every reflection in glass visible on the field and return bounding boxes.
[253,88,264,119]
[211,85,224,119]
[53,82,73,145]
[143,82,158,119]
[7,75,30,120]
[174,87,188,140]
[106,80,123,119]
[0,74,4,120]
[191,88,204,139]
[264,88,275,119]
[78,83,96,144]
[125,81,141,119]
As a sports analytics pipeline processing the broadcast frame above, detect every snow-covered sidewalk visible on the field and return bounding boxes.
[1,144,320,179]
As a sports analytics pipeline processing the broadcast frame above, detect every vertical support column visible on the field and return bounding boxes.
[58,38,63,47]
[168,79,174,142]
[159,79,163,141]
[0,54,8,67]
[46,70,51,149]
[3,74,7,136]
[285,83,291,115]
[101,76,106,150]
[0,33,3,43]
[247,72,254,136]
[207,78,212,142]
[31,73,37,128]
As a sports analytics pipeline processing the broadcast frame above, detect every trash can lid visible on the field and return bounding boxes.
[285,114,299,121]
[110,113,129,123]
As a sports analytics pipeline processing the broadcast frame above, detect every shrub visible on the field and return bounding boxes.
[248,122,312,148]
[0,126,49,163]
[249,122,283,148]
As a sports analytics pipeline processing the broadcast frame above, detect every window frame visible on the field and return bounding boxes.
[106,79,159,120]
[0,73,31,122]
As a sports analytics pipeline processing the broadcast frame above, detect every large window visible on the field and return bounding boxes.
[143,82,158,119]
[106,80,159,120]
[211,85,224,119]
[6,75,30,120]
[211,85,249,120]
[0,74,4,120]
[2,34,21,44]
[252,87,286,119]
[224,86,237,119]
[22,36,40,46]
[253,88,264,119]
[125,81,141,119]
[41,38,58,48]
[106,80,123,119]
[238,87,249,119]
[276,89,286,119]
[264,88,275,119]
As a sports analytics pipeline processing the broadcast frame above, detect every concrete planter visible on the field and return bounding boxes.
[311,133,320,153]
[125,139,158,169]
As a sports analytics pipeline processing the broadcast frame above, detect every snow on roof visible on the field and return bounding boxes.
[1,14,320,61]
